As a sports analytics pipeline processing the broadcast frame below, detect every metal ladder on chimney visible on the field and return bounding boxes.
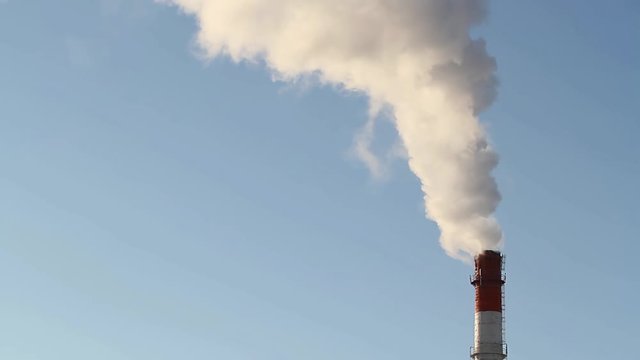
[501,255,507,358]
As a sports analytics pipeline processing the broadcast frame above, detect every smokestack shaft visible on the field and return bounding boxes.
[471,250,506,360]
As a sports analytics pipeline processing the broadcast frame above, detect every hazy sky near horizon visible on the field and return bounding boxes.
[1,1,639,359]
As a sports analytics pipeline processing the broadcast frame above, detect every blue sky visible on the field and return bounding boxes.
[1,1,639,359]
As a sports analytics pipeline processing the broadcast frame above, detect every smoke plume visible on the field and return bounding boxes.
[165,0,502,259]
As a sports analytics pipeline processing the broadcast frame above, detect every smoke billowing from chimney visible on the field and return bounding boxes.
[165,0,502,260]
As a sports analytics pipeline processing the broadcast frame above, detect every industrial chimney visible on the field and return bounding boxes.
[470,250,507,360]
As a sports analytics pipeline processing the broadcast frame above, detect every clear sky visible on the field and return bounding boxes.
[1,1,639,359]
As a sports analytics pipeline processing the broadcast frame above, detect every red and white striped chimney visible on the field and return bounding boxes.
[470,250,507,360]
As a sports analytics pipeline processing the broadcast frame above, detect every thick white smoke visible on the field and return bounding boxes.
[165,0,502,259]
